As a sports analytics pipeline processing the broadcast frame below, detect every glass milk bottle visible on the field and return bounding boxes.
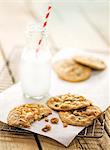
[20,25,51,99]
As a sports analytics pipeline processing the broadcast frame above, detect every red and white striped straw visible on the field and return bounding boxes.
[37,5,52,51]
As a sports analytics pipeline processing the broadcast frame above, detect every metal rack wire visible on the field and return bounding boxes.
[78,114,105,138]
[0,123,32,136]
[0,114,105,138]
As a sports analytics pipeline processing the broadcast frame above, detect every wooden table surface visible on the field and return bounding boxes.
[0,1,110,150]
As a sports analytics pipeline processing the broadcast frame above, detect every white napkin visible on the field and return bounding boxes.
[0,48,109,147]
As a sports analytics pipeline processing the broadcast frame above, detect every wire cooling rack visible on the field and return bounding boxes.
[78,114,105,138]
[0,114,105,138]
[0,123,32,136]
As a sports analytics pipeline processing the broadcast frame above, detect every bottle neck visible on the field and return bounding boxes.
[25,25,48,51]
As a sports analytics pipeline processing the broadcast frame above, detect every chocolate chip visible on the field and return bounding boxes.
[77,107,86,112]
[55,104,59,107]
[45,118,49,122]
[40,114,45,119]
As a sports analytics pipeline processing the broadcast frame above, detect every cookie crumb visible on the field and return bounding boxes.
[42,124,51,132]
[63,123,68,128]
[45,118,49,122]
[50,117,59,124]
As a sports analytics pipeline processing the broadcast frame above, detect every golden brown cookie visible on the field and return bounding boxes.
[50,117,59,124]
[42,124,51,132]
[53,58,92,82]
[7,104,52,128]
[74,55,106,70]
[59,105,101,127]
[47,94,92,111]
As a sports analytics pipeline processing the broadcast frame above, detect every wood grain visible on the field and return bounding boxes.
[0,49,39,150]
[0,131,38,150]
[29,2,110,149]
[37,130,110,150]
[38,136,82,150]
[29,1,108,53]
[0,1,109,150]
[78,1,109,46]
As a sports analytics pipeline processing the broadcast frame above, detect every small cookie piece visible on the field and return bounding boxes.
[47,94,92,111]
[7,104,52,128]
[59,105,101,127]
[42,124,51,132]
[63,123,68,128]
[50,117,59,124]
[74,55,106,70]
[53,58,92,82]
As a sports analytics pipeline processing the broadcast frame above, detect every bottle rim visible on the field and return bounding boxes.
[26,24,48,37]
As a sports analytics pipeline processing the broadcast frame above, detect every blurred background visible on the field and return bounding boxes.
[0,0,109,81]
[0,0,109,52]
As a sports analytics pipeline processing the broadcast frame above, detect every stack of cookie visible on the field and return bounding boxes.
[53,55,106,82]
[7,94,102,129]
[47,94,102,127]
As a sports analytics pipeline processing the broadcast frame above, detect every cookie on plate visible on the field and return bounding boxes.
[59,105,101,127]
[7,104,52,128]
[74,55,106,70]
[47,94,92,111]
[53,58,92,82]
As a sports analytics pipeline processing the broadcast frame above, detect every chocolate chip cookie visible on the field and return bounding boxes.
[59,105,101,127]
[74,55,106,70]
[53,58,92,82]
[47,94,92,111]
